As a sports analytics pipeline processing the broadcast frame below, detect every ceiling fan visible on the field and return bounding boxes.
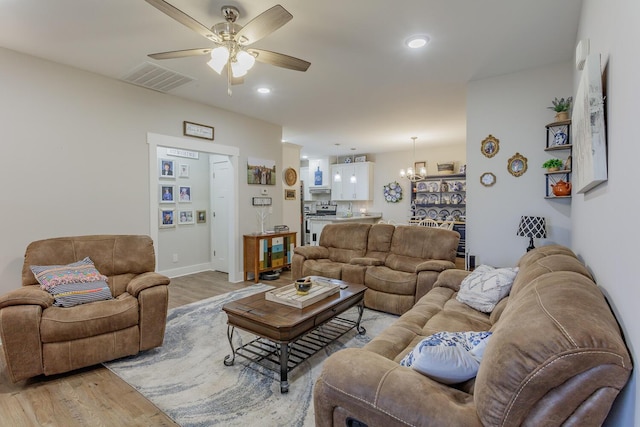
[144,0,311,94]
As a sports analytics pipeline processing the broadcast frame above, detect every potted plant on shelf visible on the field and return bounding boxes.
[542,158,564,172]
[548,97,572,121]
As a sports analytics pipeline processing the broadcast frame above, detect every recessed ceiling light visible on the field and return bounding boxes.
[257,87,271,94]
[406,35,430,49]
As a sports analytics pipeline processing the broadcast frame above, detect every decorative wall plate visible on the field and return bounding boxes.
[283,167,297,186]
[481,135,500,158]
[507,152,528,177]
[383,181,403,203]
[480,172,496,187]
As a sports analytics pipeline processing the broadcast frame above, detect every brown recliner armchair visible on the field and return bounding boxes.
[0,235,170,382]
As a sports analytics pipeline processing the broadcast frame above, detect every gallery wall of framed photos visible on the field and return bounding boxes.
[157,147,208,230]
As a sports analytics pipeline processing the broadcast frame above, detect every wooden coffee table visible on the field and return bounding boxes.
[222,279,367,393]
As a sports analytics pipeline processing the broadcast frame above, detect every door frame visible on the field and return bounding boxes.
[147,133,241,282]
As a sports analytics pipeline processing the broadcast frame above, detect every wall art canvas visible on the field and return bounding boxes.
[572,53,607,194]
[247,157,276,185]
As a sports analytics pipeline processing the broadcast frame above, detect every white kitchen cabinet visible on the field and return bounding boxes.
[300,166,312,200]
[307,158,330,188]
[330,162,374,200]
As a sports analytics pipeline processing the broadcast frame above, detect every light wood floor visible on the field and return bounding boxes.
[0,270,293,427]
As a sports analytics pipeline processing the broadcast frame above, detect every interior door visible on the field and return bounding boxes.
[210,156,231,272]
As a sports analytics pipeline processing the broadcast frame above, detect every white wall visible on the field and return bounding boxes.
[572,1,640,425]
[282,143,302,245]
[0,47,283,293]
[467,62,573,267]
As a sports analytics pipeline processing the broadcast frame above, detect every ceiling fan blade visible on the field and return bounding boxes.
[248,49,311,72]
[148,48,212,60]
[235,5,292,46]
[145,0,220,43]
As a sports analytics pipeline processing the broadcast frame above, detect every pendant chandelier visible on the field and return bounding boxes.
[400,137,427,182]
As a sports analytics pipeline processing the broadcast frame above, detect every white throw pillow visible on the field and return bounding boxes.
[399,331,492,384]
[456,265,519,313]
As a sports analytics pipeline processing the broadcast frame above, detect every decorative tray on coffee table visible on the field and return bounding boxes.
[265,277,341,308]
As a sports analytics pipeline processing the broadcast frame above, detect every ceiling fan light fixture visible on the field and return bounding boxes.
[406,35,430,49]
[207,46,229,74]
[231,61,248,78]
[236,50,256,71]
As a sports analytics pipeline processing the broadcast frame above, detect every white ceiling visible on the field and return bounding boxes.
[0,0,582,158]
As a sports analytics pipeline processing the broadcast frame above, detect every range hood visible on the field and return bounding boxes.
[309,187,331,194]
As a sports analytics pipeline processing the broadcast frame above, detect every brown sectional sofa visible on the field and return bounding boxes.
[292,223,460,315]
[314,245,632,426]
[0,235,170,382]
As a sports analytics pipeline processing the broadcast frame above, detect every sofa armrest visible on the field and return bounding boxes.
[433,269,471,291]
[415,259,456,273]
[0,285,53,310]
[293,245,329,260]
[126,272,170,297]
[350,257,384,266]
[314,348,482,427]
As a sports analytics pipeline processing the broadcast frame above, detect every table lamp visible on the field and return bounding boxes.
[516,216,546,252]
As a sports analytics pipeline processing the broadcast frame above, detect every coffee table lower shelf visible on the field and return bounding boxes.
[224,310,365,393]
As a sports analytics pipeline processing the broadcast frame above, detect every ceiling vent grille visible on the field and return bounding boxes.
[121,62,194,92]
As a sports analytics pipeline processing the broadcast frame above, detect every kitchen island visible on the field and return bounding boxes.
[307,213,382,246]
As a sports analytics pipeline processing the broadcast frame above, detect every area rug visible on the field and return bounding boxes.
[104,283,398,427]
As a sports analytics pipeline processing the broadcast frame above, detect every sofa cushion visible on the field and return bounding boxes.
[318,223,370,263]
[40,292,139,343]
[301,259,343,279]
[365,266,417,296]
[400,331,492,384]
[30,257,108,291]
[456,265,519,313]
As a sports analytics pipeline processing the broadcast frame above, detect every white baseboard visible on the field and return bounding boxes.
[159,263,213,279]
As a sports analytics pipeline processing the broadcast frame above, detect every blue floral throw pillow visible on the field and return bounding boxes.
[400,331,492,384]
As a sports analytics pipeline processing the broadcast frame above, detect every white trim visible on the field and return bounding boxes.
[147,133,241,283]
[159,262,213,279]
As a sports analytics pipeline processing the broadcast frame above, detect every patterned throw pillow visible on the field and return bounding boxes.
[47,280,113,307]
[456,265,519,313]
[400,331,492,384]
[30,257,112,307]
[30,257,108,291]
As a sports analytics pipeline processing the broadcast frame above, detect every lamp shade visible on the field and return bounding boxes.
[517,216,547,238]
[207,46,229,74]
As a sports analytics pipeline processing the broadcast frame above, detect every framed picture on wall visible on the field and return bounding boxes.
[196,210,206,223]
[178,164,190,178]
[159,208,175,228]
[160,185,175,203]
[247,157,276,185]
[284,189,296,200]
[178,210,195,225]
[159,159,175,178]
[178,186,191,202]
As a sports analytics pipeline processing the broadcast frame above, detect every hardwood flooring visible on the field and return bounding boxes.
[0,270,292,427]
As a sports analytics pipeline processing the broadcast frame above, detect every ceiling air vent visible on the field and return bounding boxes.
[121,62,194,92]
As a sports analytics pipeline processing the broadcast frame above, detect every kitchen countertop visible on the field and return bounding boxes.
[307,213,382,222]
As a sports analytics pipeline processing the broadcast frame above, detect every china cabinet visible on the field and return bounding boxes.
[411,173,466,257]
[544,120,572,199]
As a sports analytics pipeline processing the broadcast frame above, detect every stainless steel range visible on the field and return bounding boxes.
[303,204,337,245]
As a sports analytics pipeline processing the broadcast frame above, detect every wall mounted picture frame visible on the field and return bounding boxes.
[183,121,214,140]
[178,210,195,225]
[414,161,426,171]
[178,186,191,202]
[481,135,500,158]
[160,185,175,203]
[196,210,206,223]
[159,208,175,228]
[178,164,190,178]
[247,157,276,185]
[507,153,528,177]
[159,159,175,178]
[480,172,496,187]
[284,189,296,200]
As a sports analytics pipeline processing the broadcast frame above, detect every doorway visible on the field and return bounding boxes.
[147,133,241,282]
